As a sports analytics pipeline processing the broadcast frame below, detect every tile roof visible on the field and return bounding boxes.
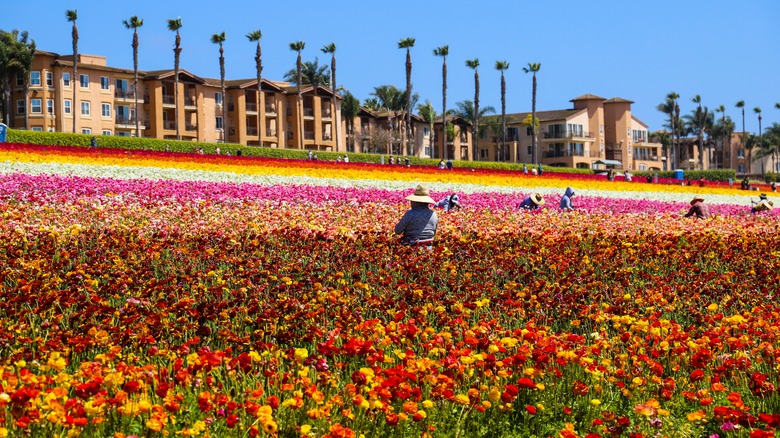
[570,93,606,101]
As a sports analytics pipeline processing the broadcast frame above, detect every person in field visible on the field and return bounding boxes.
[751,193,774,213]
[560,187,575,211]
[519,193,545,210]
[685,196,711,219]
[435,192,461,212]
[395,185,438,248]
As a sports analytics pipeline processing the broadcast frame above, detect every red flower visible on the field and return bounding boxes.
[690,369,705,382]
[517,377,535,389]
[525,405,537,415]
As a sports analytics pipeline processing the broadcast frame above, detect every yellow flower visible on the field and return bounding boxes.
[707,303,719,312]
[687,410,707,422]
[300,425,312,434]
[590,399,601,406]
[294,348,309,362]
[454,394,470,405]
[422,400,434,409]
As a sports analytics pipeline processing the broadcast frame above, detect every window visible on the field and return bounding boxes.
[47,99,54,114]
[16,100,25,114]
[30,71,41,86]
[424,146,431,157]
[81,101,90,116]
[423,127,430,137]
[526,127,533,136]
[100,76,110,90]
[738,164,745,173]
[527,145,532,155]
[79,74,89,88]
[101,103,111,117]
[116,131,131,137]
[215,92,223,105]
[102,130,112,136]
[216,116,224,130]
[638,164,647,171]
[508,127,519,141]
[31,98,42,113]
[31,127,43,132]
[81,128,91,134]
[64,99,72,114]
[16,74,24,86]
[480,149,489,159]
[63,72,71,87]
[737,149,745,158]
[46,72,53,86]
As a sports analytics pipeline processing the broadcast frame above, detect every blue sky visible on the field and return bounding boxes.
[3,0,778,133]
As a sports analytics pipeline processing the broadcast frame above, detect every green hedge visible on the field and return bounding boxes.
[0,129,734,179]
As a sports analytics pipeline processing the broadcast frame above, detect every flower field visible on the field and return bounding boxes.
[1,143,779,438]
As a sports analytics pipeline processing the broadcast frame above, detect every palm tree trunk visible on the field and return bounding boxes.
[501,73,506,162]
[72,26,78,134]
[133,31,140,138]
[297,53,304,149]
[219,47,226,143]
[473,71,479,161]
[405,50,412,156]
[531,73,537,164]
[256,44,263,145]
[441,59,447,160]
[24,82,30,130]
[174,33,181,141]
[331,55,339,151]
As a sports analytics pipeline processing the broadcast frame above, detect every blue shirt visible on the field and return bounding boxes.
[395,204,438,241]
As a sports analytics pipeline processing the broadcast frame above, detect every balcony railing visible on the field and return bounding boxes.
[184,95,196,106]
[303,107,314,117]
[304,131,315,140]
[163,121,176,130]
[265,103,277,113]
[115,89,135,99]
[321,107,332,118]
[246,102,257,112]
[115,115,140,126]
[185,123,197,131]
[161,95,175,105]
[323,133,332,141]
[543,131,593,139]
[247,126,258,136]
[544,150,591,158]
[265,128,277,137]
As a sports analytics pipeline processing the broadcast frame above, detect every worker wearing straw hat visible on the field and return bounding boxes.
[395,185,439,247]
[751,193,774,213]
[518,193,546,210]
[684,196,711,219]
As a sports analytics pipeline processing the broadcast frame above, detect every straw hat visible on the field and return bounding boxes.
[405,185,435,204]
[531,193,545,206]
[690,196,705,205]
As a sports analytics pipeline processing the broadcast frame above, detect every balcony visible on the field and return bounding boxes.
[163,121,176,130]
[303,107,314,118]
[247,126,258,136]
[184,95,197,108]
[304,130,315,140]
[321,107,332,118]
[543,131,593,140]
[265,103,277,114]
[115,89,135,100]
[265,128,277,137]
[544,149,594,158]
[161,95,175,105]
[185,123,197,132]
[246,102,258,113]
[323,133,332,141]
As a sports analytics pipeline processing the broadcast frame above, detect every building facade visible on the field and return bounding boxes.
[10,50,341,152]
[480,94,664,171]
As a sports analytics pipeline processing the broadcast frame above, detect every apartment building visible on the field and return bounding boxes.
[10,49,341,151]
[480,94,664,171]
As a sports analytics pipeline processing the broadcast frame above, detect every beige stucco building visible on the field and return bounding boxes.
[9,50,341,152]
[480,94,664,171]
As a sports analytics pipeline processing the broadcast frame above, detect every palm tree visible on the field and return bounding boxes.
[283,60,330,87]
[289,41,306,148]
[246,30,263,142]
[321,43,338,149]
[465,58,480,161]
[372,84,404,153]
[417,100,436,158]
[123,16,143,138]
[362,97,381,111]
[735,100,746,172]
[340,90,360,152]
[167,18,183,140]
[66,9,78,133]
[776,103,780,110]
[687,95,707,169]
[1,30,36,129]
[754,106,763,174]
[210,32,227,143]
[522,63,541,164]
[714,105,726,169]
[433,45,449,160]
[495,61,509,162]
[398,38,415,156]
[657,92,680,169]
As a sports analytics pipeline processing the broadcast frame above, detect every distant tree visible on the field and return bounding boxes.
[66,9,78,133]
[289,40,305,147]
[211,32,227,142]
[362,97,381,111]
[465,58,480,160]
[123,16,143,137]
[321,43,339,149]
[683,95,709,170]
[495,60,509,161]
[398,37,415,155]
[0,30,35,128]
[448,100,495,125]
[754,107,763,174]
[167,17,183,140]
[246,30,263,140]
[657,92,681,168]
[433,45,449,160]
[735,100,746,170]
[283,59,330,88]
[522,63,541,164]
[340,90,360,152]
[417,100,436,158]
